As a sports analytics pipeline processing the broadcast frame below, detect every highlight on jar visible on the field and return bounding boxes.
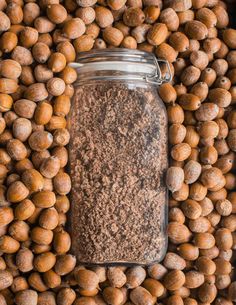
[68,48,172,265]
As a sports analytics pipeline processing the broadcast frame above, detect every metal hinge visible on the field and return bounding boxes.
[145,58,172,85]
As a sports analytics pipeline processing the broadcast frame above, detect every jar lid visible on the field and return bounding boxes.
[70,49,172,85]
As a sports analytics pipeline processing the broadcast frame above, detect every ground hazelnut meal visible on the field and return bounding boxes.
[68,82,168,264]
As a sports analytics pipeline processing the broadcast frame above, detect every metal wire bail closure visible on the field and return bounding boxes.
[145,58,172,85]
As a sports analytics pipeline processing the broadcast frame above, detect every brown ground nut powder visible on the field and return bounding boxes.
[68,82,168,264]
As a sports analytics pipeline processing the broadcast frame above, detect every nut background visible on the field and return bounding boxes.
[0,0,235,304]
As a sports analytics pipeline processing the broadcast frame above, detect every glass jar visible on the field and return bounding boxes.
[68,49,171,265]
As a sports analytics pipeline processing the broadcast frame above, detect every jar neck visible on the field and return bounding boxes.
[70,49,172,85]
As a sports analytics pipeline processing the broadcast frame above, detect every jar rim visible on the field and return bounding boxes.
[75,48,157,64]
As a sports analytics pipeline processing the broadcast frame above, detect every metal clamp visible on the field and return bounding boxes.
[146,58,172,85]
